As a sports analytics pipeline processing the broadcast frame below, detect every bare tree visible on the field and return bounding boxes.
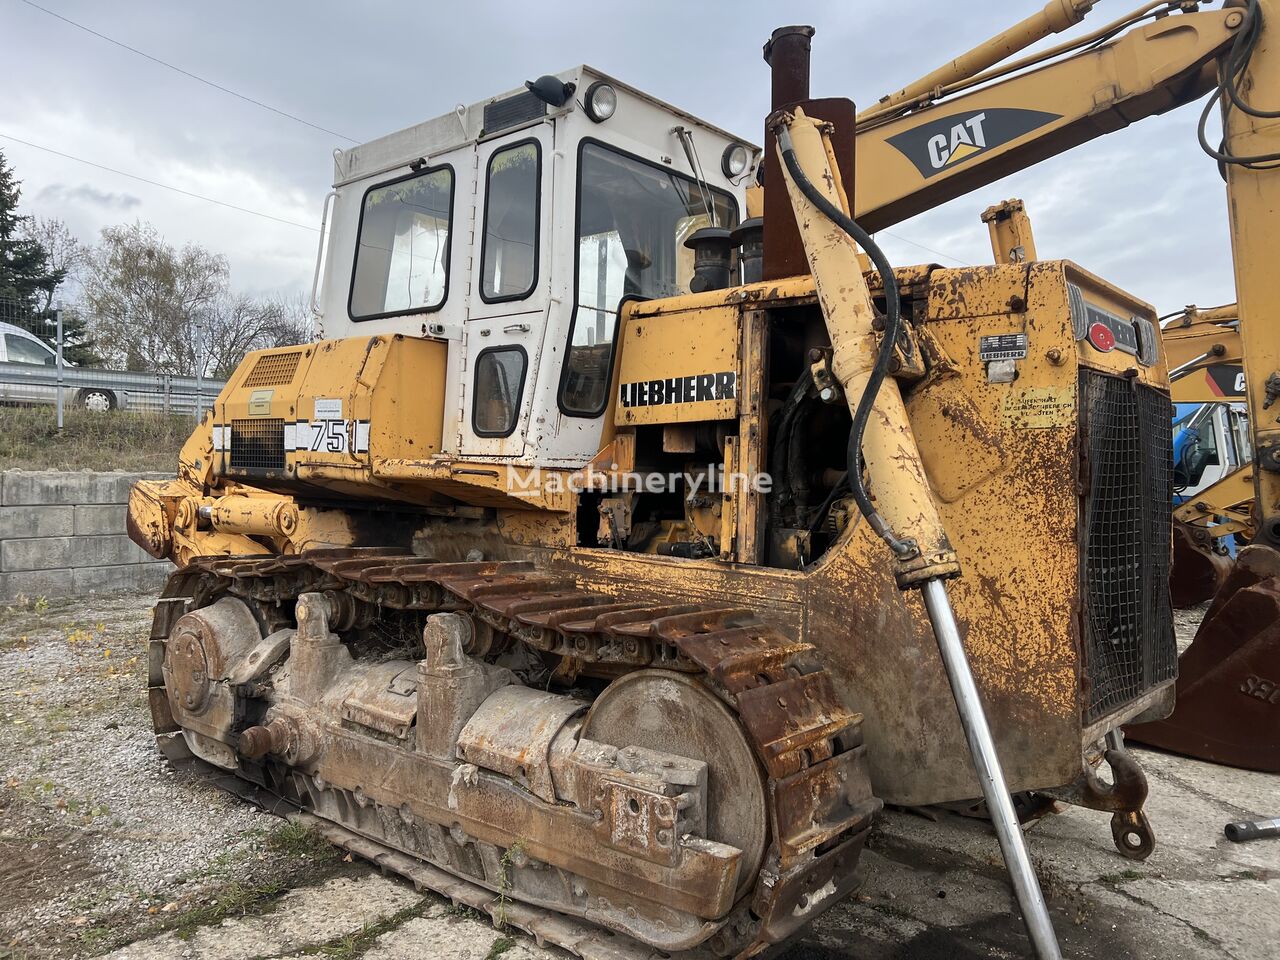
[82,221,228,373]
[80,221,310,377]
[21,216,86,313]
[261,293,314,349]
[202,295,288,379]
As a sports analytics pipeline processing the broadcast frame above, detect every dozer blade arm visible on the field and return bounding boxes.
[853,5,1245,231]
[774,108,1062,960]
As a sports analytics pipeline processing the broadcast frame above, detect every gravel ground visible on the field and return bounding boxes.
[1,592,1275,960]
[0,595,330,957]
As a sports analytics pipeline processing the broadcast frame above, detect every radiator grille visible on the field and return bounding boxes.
[1079,371,1176,722]
[243,352,302,388]
[230,418,285,472]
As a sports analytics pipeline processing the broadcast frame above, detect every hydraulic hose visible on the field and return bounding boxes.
[777,125,916,559]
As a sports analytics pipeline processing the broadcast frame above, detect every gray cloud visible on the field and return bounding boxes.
[0,1,1242,309]
[36,182,142,210]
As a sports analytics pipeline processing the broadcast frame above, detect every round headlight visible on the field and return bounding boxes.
[584,81,617,123]
[722,143,750,178]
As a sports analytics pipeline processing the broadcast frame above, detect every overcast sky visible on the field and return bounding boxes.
[1,0,1239,313]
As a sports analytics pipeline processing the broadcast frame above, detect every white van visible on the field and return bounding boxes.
[0,320,224,413]
[0,320,59,366]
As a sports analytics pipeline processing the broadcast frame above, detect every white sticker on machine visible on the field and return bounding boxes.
[978,333,1028,362]
[313,397,343,421]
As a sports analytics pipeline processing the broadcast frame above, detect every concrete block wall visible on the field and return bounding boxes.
[0,471,174,601]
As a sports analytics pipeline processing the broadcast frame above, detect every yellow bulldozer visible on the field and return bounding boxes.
[127,2,1280,957]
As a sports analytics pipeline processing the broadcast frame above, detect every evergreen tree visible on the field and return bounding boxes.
[0,151,100,363]
[0,149,66,326]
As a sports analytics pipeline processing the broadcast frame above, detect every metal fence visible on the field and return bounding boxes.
[0,298,225,424]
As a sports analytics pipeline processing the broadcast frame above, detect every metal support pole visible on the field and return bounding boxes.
[194,318,204,423]
[54,307,64,432]
[921,578,1062,960]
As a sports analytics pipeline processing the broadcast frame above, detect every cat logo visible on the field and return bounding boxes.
[928,113,989,169]
[1204,364,1247,399]
[886,107,1062,179]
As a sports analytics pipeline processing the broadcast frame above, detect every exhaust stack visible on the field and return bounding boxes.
[761,26,857,281]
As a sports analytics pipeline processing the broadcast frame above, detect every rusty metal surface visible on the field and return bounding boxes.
[582,669,767,894]
[1127,545,1280,773]
[762,97,857,281]
[1041,740,1154,861]
[276,258,1174,822]
[1170,522,1234,608]
[148,547,881,958]
[458,685,587,802]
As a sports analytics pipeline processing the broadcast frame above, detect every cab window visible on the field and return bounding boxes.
[480,141,541,302]
[349,165,454,321]
[5,333,56,366]
[472,346,527,437]
[558,141,737,417]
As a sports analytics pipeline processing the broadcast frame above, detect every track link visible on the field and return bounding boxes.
[147,547,881,959]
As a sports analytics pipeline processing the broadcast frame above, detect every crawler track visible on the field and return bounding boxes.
[146,547,880,959]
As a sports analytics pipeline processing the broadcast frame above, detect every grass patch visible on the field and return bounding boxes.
[0,406,191,471]
[76,925,116,952]
[170,878,287,940]
[265,820,336,860]
[298,898,432,958]
[493,839,526,929]
[444,902,486,922]
[484,935,517,960]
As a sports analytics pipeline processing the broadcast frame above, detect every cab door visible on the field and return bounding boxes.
[461,124,552,458]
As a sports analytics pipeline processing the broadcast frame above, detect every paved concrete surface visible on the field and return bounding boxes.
[2,593,1275,959]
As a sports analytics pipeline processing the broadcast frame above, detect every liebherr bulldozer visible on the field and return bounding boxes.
[128,2,1280,957]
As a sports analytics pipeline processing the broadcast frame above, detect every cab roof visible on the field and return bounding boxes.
[332,65,760,188]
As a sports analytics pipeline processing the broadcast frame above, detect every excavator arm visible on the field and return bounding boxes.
[1165,303,1244,401]
[853,4,1245,230]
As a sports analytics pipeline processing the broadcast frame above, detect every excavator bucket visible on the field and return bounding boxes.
[1128,545,1280,772]
[1170,521,1233,608]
